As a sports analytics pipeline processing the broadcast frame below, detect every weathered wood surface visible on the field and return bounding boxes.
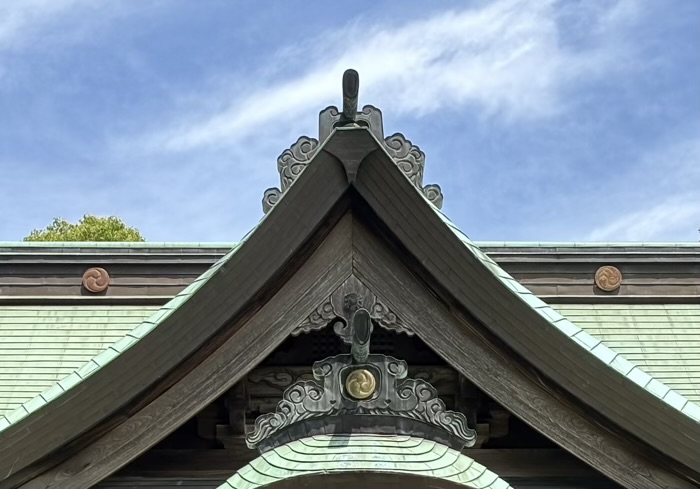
[349,215,698,489]
[0,149,351,488]
[246,365,456,400]
[0,258,226,297]
[15,216,355,489]
[352,148,700,478]
[5,127,700,489]
[2,245,700,300]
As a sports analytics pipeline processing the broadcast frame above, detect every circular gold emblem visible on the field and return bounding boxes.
[345,369,376,400]
[595,265,622,292]
[82,267,110,293]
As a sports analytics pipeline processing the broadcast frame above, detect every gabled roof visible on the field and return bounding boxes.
[0,102,699,488]
[0,245,239,431]
[432,208,700,419]
[4,302,700,417]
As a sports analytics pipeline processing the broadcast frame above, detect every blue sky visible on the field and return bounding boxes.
[0,0,698,242]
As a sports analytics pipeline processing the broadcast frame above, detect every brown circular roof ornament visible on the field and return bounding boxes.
[595,265,622,292]
[82,267,110,293]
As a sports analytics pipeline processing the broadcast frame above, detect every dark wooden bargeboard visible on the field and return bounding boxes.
[4,128,700,489]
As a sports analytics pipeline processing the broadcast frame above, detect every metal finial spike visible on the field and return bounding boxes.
[351,308,372,364]
[341,69,359,121]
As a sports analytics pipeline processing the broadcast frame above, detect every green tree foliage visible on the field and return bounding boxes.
[24,215,145,242]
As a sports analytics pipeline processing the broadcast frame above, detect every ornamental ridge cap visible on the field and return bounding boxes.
[262,69,443,214]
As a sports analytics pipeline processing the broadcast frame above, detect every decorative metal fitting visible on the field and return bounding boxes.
[595,265,622,292]
[346,369,376,400]
[82,267,110,293]
[246,305,475,452]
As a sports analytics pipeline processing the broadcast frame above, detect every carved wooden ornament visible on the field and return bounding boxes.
[246,306,475,452]
[263,69,444,213]
[82,267,110,293]
[595,265,622,292]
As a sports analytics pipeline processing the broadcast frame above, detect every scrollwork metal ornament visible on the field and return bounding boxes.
[383,133,443,209]
[247,307,475,452]
[262,69,445,213]
[262,136,319,214]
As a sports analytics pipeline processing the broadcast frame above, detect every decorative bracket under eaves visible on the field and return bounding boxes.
[246,306,476,452]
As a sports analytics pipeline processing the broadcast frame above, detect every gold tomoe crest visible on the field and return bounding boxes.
[345,369,376,399]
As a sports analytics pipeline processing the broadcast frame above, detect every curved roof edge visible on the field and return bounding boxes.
[434,207,700,424]
[358,131,700,426]
[221,434,512,489]
[353,139,700,473]
[0,240,246,433]
[0,131,356,484]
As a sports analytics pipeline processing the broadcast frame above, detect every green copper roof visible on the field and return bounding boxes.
[0,241,243,431]
[553,304,700,403]
[431,205,700,424]
[1,144,699,438]
[3,235,700,431]
[4,303,698,422]
[0,305,160,416]
[221,435,512,489]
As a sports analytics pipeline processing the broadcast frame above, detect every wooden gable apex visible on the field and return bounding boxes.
[1,91,699,488]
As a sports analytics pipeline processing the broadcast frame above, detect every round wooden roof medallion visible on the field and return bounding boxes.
[345,369,376,400]
[82,267,110,293]
[595,265,622,292]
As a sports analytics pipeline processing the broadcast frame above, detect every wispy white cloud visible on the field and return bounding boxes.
[588,197,700,241]
[0,1,164,54]
[587,135,700,241]
[132,0,634,153]
[0,0,105,51]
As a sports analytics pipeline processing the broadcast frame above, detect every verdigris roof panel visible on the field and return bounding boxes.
[0,305,159,416]
[222,434,513,489]
[553,304,700,403]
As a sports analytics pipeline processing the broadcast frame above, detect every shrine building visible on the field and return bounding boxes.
[0,70,699,489]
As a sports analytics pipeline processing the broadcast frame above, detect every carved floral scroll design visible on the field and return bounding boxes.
[383,133,443,209]
[262,130,444,213]
[246,366,456,400]
[246,354,475,450]
[292,276,413,340]
[262,70,445,213]
[262,136,319,214]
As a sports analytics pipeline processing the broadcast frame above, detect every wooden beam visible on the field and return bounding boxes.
[0,148,351,486]
[13,215,354,489]
[353,148,700,476]
[349,215,697,489]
